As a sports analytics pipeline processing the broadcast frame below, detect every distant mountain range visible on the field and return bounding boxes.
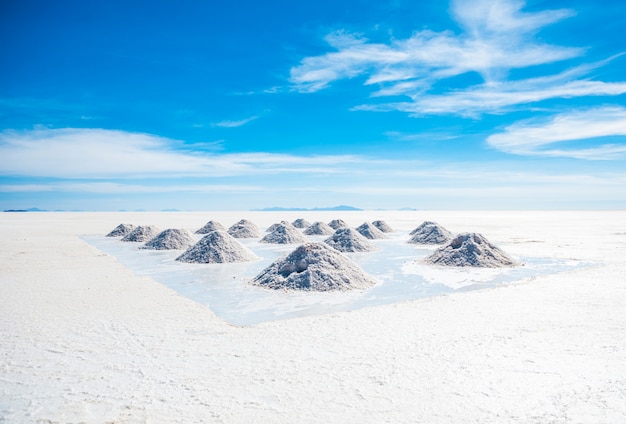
[3,207,48,212]
[253,205,363,212]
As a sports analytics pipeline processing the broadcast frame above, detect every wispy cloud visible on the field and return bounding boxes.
[289,0,625,116]
[0,182,264,194]
[0,128,364,179]
[355,75,626,117]
[486,106,626,159]
[290,0,578,90]
[211,115,259,128]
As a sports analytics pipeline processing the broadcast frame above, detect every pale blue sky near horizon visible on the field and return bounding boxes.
[1,0,625,210]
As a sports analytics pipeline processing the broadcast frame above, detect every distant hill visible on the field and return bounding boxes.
[3,207,48,212]
[254,205,363,212]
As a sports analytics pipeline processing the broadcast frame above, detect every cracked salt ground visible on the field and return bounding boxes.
[83,234,591,326]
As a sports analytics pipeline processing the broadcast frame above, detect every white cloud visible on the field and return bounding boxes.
[290,0,580,93]
[450,0,574,35]
[0,128,364,178]
[355,78,626,117]
[486,106,626,159]
[289,0,626,116]
[212,115,259,128]
[0,182,264,194]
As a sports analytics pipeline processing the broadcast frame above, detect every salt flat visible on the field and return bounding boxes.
[1,211,625,423]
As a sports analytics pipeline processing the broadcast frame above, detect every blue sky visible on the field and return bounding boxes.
[1,0,625,210]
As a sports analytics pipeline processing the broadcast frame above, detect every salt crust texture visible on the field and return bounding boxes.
[424,232,520,268]
[176,230,258,263]
[105,223,135,237]
[195,220,226,234]
[140,229,195,250]
[227,219,261,238]
[408,221,453,245]
[292,218,311,229]
[303,221,335,236]
[324,227,377,252]
[260,223,308,244]
[328,219,348,229]
[120,225,160,242]
[356,222,387,239]
[372,220,394,233]
[250,242,377,291]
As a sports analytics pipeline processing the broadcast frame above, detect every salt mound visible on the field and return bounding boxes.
[409,221,436,235]
[266,221,290,232]
[227,219,261,238]
[328,219,348,229]
[324,228,377,252]
[141,229,195,250]
[356,222,387,239]
[260,223,307,244]
[250,242,377,291]
[106,223,135,237]
[121,225,160,242]
[304,221,334,236]
[176,230,258,263]
[372,220,394,233]
[196,220,226,234]
[424,233,520,268]
[408,221,453,244]
[292,218,311,229]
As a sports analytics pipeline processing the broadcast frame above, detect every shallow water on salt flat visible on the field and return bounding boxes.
[84,232,591,326]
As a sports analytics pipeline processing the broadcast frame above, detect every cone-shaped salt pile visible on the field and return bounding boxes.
[141,229,195,250]
[424,233,520,268]
[250,242,377,291]
[176,230,258,263]
[372,220,394,233]
[328,219,348,230]
[408,221,453,244]
[292,218,311,229]
[304,221,334,236]
[106,223,135,237]
[227,219,261,238]
[121,225,160,242]
[324,228,377,252]
[266,221,290,232]
[196,220,226,234]
[356,222,387,239]
[409,221,435,235]
[260,223,307,244]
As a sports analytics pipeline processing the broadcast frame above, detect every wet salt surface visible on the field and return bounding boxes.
[84,233,591,326]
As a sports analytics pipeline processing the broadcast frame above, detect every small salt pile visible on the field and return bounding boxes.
[227,219,261,238]
[266,221,290,232]
[141,229,195,250]
[410,221,436,235]
[106,223,135,237]
[176,230,258,263]
[356,222,387,239]
[372,220,394,233]
[292,218,311,229]
[328,219,348,230]
[303,221,334,236]
[196,220,226,234]
[260,223,307,244]
[121,225,160,242]
[324,228,377,252]
[250,242,377,291]
[424,233,520,268]
[408,221,453,245]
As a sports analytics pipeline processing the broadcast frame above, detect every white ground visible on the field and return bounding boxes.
[1,211,625,423]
